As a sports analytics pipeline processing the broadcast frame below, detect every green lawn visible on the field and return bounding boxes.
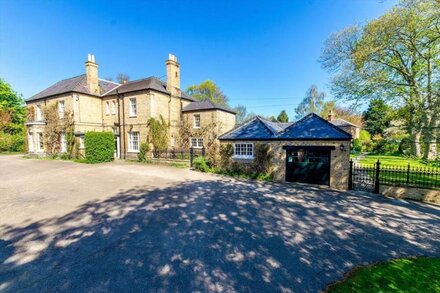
[354,154,435,167]
[327,257,440,293]
[352,154,440,187]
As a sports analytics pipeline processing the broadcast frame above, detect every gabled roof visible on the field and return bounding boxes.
[182,99,236,114]
[330,118,361,128]
[27,75,120,102]
[219,113,352,141]
[104,76,164,95]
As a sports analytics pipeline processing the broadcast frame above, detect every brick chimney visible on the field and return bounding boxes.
[85,54,99,94]
[328,109,334,122]
[165,54,180,96]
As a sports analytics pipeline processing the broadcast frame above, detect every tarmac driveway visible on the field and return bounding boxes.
[1,155,440,292]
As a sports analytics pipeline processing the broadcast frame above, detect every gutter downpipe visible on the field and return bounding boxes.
[116,89,123,159]
[119,90,127,160]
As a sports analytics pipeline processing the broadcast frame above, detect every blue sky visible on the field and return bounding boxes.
[0,0,396,119]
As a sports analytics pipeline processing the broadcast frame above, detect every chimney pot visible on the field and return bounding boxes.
[166,53,180,96]
[328,110,334,122]
[85,53,99,94]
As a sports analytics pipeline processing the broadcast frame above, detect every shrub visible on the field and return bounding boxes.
[138,142,150,162]
[84,132,114,163]
[219,143,233,170]
[252,144,272,174]
[0,132,24,152]
[193,156,210,172]
[205,140,221,167]
[359,130,373,152]
[352,138,362,153]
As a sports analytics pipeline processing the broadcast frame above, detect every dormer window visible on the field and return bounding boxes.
[194,114,200,128]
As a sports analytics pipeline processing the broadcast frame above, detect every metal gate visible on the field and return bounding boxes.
[349,161,379,193]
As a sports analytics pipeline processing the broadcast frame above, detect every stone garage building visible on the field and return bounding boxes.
[218,113,352,190]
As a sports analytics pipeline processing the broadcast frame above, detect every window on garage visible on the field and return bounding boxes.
[234,143,253,159]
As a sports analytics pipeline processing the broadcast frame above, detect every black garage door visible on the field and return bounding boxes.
[284,146,332,186]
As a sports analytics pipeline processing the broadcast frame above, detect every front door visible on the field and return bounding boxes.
[285,148,331,186]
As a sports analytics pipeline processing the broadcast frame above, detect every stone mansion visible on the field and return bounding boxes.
[25,54,236,159]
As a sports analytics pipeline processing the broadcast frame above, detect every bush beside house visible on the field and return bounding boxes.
[84,132,114,163]
[193,143,273,181]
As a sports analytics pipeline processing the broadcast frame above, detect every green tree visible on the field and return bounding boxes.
[186,80,229,106]
[267,115,277,122]
[277,110,289,122]
[0,79,25,134]
[294,85,325,119]
[363,99,393,136]
[234,104,255,124]
[321,0,440,159]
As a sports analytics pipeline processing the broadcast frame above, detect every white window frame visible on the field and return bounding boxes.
[79,136,85,149]
[233,143,254,159]
[36,104,43,121]
[128,131,140,152]
[190,137,204,149]
[193,114,201,128]
[129,98,137,117]
[36,132,44,152]
[111,100,116,115]
[105,101,110,115]
[60,133,67,153]
[58,100,65,118]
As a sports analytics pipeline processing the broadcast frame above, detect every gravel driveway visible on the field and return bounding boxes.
[1,155,439,292]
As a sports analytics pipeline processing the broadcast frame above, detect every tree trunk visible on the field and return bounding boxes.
[410,130,422,157]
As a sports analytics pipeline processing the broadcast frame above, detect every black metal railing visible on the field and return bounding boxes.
[152,148,191,160]
[379,164,440,189]
[349,160,440,193]
[151,147,205,167]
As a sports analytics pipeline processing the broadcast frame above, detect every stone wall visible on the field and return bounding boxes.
[338,125,360,139]
[222,140,351,190]
[380,185,440,205]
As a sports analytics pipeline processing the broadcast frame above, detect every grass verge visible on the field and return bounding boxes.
[326,257,440,293]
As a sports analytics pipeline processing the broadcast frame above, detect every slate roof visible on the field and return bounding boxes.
[103,77,195,101]
[27,75,120,102]
[330,118,361,128]
[219,113,352,141]
[182,99,236,114]
[27,75,195,102]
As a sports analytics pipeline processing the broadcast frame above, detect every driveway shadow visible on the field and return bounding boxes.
[1,178,439,292]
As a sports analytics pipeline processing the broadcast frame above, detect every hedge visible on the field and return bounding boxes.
[0,132,25,152]
[84,132,114,163]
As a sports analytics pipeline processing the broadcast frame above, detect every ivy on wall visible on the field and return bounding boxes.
[147,116,169,151]
[42,103,74,156]
[177,117,221,166]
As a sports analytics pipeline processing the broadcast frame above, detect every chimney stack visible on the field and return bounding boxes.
[328,110,334,122]
[165,53,180,97]
[85,54,99,94]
